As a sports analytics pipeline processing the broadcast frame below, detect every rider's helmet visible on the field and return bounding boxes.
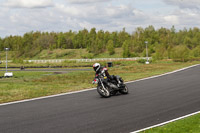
[93,63,100,72]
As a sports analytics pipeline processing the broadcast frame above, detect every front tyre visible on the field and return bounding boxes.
[97,86,111,98]
[119,84,129,94]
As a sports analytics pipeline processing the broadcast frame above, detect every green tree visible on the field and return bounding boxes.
[104,31,110,46]
[96,30,105,53]
[171,45,190,62]
[82,29,89,48]
[111,32,119,47]
[0,37,3,50]
[184,36,193,49]
[192,46,200,57]
[87,28,96,52]
[154,44,167,60]
[118,28,130,47]
[2,26,200,60]
[122,40,131,57]
[107,40,115,55]
[57,32,66,49]
[21,32,34,57]
[34,34,55,49]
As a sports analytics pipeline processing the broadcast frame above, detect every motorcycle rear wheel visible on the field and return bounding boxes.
[97,86,111,98]
[119,84,129,94]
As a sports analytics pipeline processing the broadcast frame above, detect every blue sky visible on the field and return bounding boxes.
[0,0,200,37]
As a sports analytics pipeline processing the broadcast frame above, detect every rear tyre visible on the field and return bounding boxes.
[119,84,129,94]
[97,86,111,98]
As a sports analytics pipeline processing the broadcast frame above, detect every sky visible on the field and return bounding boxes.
[0,0,200,37]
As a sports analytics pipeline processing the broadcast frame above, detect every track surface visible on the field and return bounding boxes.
[0,65,200,133]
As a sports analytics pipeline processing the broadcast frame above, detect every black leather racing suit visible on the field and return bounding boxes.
[95,66,121,84]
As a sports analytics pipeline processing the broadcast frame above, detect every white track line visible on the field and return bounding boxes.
[131,111,200,133]
[0,64,199,107]
[126,64,200,84]
[130,64,200,133]
[0,88,95,106]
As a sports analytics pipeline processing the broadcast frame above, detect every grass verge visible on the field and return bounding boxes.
[0,60,199,103]
[140,113,200,133]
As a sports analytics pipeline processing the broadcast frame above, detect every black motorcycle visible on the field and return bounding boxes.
[93,74,128,98]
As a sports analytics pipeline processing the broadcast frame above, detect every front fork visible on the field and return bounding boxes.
[99,79,108,91]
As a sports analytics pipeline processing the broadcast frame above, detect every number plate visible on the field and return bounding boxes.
[104,77,107,79]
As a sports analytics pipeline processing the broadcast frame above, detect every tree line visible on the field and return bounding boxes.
[0,26,200,61]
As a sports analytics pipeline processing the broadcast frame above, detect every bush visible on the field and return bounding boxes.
[137,58,152,64]
[171,45,190,62]
[130,52,139,57]
[137,59,146,64]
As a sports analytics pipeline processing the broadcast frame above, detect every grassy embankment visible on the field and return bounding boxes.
[141,113,200,133]
[0,48,123,61]
[0,60,199,103]
[0,48,123,68]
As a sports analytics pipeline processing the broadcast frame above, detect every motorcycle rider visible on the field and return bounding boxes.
[92,63,122,87]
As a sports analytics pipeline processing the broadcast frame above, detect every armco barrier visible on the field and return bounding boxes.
[24,57,151,63]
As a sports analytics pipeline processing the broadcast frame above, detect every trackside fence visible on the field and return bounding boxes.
[24,57,152,63]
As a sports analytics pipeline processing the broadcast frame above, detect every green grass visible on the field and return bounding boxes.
[33,48,123,59]
[141,113,200,133]
[0,60,199,103]
[32,49,88,59]
[0,48,123,60]
[0,60,92,68]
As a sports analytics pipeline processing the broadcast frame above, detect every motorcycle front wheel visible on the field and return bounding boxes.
[97,86,111,98]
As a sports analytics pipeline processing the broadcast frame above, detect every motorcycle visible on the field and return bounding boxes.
[93,74,129,98]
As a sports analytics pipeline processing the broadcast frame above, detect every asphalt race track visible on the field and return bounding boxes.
[0,65,200,133]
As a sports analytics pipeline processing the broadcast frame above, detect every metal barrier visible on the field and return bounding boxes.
[1,60,12,63]
[24,57,152,63]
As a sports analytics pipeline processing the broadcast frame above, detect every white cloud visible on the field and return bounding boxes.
[2,0,54,8]
[54,3,137,31]
[67,0,110,4]
[164,15,179,25]
[55,4,81,16]
[175,10,200,26]
[105,5,134,18]
[163,0,200,9]
[0,0,200,37]
[132,9,144,16]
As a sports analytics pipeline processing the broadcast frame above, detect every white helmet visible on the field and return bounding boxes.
[93,63,100,72]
